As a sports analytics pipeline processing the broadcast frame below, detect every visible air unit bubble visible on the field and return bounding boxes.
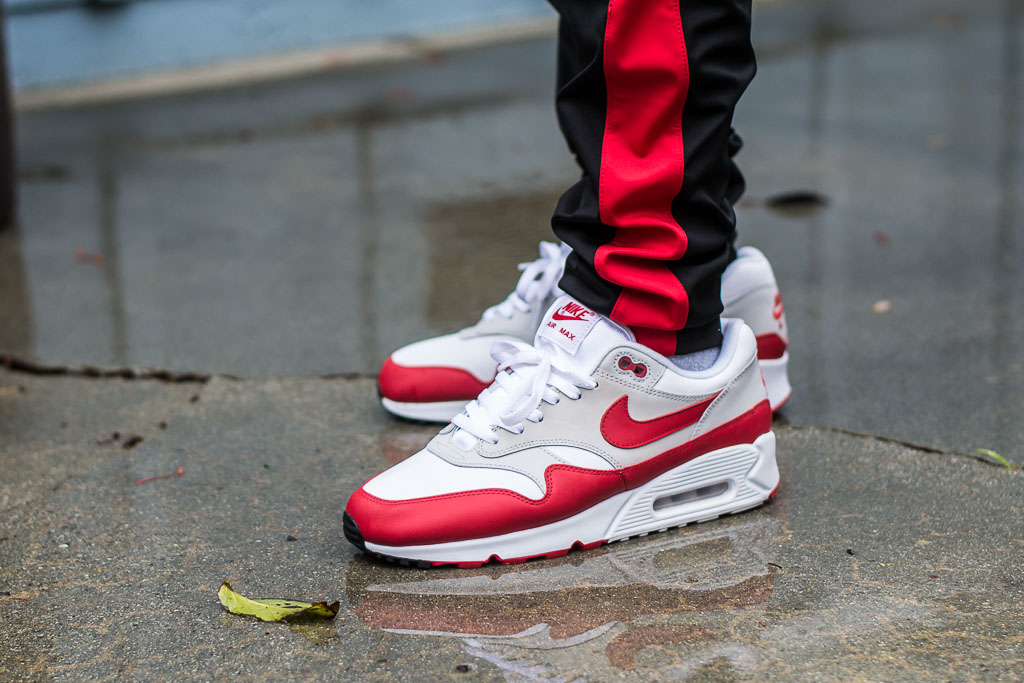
[653,482,729,511]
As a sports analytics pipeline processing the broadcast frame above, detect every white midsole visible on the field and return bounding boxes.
[380,397,466,423]
[759,352,791,412]
[365,432,778,564]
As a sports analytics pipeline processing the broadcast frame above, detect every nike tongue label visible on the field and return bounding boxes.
[537,300,601,355]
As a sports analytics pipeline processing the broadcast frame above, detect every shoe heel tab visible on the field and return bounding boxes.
[721,318,759,366]
[678,319,755,380]
[723,249,778,302]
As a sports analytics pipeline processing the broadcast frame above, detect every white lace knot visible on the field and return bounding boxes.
[451,339,597,447]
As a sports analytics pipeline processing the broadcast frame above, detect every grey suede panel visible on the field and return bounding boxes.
[473,346,725,469]
[431,343,765,482]
[692,357,763,438]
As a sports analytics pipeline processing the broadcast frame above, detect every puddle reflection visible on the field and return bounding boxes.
[346,515,782,672]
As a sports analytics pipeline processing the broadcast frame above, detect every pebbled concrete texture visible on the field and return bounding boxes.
[1,368,1021,680]
[2,0,1024,679]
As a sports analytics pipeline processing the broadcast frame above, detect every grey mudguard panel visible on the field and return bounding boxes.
[426,430,564,495]
[450,345,758,472]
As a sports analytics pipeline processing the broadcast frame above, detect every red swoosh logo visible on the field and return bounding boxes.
[552,311,590,322]
[600,393,720,449]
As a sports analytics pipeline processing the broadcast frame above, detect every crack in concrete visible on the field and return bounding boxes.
[0,353,376,383]
[1,354,221,383]
[320,371,378,380]
[776,417,1019,470]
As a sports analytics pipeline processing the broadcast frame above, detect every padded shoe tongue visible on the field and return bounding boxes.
[535,296,634,375]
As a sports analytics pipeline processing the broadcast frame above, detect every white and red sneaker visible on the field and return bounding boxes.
[378,243,791,422]
[378,241,569,422]
[345,297,779,567]
[722,246,791,410]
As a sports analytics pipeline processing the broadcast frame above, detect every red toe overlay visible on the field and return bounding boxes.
[347,467,625,547]
[378,357,493,403]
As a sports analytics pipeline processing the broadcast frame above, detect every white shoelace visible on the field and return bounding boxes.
[451,339,597,448]
[481,241,565,321]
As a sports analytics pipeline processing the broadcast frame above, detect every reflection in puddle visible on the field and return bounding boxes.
[346,516,782,674]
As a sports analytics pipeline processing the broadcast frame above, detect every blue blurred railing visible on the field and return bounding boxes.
[4,0,555,91]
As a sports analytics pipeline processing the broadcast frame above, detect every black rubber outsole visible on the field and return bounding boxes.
[342,512,366,551]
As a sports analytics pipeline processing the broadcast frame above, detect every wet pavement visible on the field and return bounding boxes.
[2,0,1024,679]
[2,369,1022,680]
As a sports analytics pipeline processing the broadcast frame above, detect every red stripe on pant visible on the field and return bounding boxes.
[596,0,691,356]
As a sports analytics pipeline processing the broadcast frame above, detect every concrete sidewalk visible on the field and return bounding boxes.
[1,370,1021,679]
[2,0,1023,679]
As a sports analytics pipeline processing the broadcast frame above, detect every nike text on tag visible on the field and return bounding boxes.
[537,301,601,354]
[551,302,594,322]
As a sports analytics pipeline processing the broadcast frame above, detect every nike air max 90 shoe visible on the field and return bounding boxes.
[378,241,569,422]
[345,297,779,567]
[722,246,791,410]
[378,243,790,422]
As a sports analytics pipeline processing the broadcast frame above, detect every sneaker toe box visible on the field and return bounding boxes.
[378,334,506,403]
[345,448,624,548]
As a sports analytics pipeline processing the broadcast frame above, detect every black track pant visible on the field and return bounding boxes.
[549,0,756,355]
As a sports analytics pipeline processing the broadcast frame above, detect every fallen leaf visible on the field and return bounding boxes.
[976,448,1013,469]
[872,300,892,314]
[135,466,184,485]
[74,247,106,267]
[218,581,339,622]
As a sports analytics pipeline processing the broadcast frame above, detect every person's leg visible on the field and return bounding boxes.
[550,0,756,356]
[726,128,748,207]
[346,0,779,565]
[374,0,790,425]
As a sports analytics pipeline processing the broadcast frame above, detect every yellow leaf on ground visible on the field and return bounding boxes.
[217,581,339,622]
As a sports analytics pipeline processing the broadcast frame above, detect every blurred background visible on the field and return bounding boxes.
[5,0,554,94]
[0,0,1021,461]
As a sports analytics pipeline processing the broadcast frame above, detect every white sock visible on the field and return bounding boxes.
[670,345,720,372]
